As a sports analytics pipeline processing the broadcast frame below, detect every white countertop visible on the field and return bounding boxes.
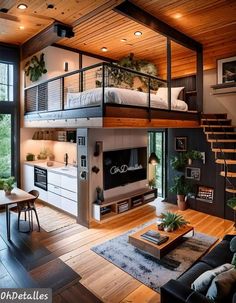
[24,160,78,178]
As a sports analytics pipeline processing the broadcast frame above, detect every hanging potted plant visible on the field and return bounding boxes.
[24,53,47,82]
[170,175,194,210]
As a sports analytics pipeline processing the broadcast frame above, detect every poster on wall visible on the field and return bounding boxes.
[217,56,236,84]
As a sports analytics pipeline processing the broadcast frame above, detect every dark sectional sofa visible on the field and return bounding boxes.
[161,234,236,303]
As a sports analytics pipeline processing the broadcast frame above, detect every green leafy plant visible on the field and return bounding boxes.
[0,176,15,193]
[161,211,189,231]
[24,53,47,82]
[186,150,203,161]
[170,175,194,196]
[227,196,236,210]
[171,153,188,172]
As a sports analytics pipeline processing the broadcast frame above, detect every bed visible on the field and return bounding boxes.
[66,87,188,111]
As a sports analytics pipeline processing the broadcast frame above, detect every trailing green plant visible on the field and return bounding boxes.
[161,211,189,231]
[170,175,194,196]
[24,53,47,82]
[227,196,236,210]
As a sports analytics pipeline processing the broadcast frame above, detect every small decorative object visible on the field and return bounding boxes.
[24,53,47,82]
[148,178,156,189]
[217,56,236,84]
[161,211,189,232]
[2,176,15,195]
[185,167,201,181]
[175,137,187,151]
[157,223,164,231]
[96,186,104,204]
[94,141,102,157]
[37,148,48,160]
[227,197,236,210]
[26,153,35,161]
[92,166,100,174]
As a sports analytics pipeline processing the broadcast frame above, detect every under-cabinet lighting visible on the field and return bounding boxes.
[17,3,28,10]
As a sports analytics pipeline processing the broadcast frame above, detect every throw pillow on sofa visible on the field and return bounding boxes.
[206,267,236,301]
[230,236,236,253]
[191,263,233,294]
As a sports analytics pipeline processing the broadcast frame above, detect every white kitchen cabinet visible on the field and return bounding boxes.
[22,164,34,192]
[61,175,77,192]
[48,191,62,209]
[61,197,77,216]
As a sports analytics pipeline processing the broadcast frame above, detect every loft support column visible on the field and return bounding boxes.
[196,49,203,112]
[167,38,172,110]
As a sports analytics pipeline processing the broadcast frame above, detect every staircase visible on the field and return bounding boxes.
[201,113,236,225]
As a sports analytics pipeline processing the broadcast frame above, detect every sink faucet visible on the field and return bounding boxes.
[64,153,68,166]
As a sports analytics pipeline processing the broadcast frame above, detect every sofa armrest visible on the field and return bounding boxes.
[233,293,236,303]
[161,280,210,303]
[223,234,235,242]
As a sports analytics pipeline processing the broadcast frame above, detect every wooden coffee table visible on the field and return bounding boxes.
[129,224,194,259]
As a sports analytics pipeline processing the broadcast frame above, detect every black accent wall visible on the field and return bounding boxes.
[167,128,233,220]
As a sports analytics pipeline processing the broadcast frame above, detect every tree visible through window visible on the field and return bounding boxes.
[0,62,13,101]
[0,114,11,177]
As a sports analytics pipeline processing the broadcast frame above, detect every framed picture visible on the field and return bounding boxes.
[175,137,187,151]
[217,56,236,84]
[185,167,201,181]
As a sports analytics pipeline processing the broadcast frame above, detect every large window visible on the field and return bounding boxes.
[0,63,13,101]
[0,114,11,177]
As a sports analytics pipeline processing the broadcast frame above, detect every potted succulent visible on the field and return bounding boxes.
[161,211,189,232]
[2,176,15,195]
[170,175,194,210]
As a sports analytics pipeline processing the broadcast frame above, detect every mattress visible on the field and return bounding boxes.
[66,87,188,111]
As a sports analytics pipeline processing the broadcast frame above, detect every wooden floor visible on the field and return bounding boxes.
[0,199,235,303]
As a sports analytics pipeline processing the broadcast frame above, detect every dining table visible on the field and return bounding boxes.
[0,188,35,241]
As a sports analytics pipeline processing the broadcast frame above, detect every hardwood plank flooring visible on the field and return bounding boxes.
[0,199,235,303]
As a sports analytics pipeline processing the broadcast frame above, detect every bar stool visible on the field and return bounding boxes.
[17,190,40,232]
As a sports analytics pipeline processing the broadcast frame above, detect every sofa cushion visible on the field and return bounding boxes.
[206,267,236,301]
[191,263,233,294]
[178,262,212,286]
[201,240,234,268]
[230,236,236,253]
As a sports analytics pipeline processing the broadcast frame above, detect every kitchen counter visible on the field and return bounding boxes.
[24,160,77,178]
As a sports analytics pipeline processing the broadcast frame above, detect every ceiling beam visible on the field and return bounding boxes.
[114,1,202,52]
[21,22,73,60]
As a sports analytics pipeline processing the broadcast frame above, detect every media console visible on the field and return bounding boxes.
[92,187,157,222]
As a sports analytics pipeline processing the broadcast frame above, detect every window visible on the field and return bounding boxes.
[0,62,14,101]
[0,114,11,177]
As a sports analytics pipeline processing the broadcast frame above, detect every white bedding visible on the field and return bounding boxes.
[66,87,188,111]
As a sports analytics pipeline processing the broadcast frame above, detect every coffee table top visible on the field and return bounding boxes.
[129,224,194,259]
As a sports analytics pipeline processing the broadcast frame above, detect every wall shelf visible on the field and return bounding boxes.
[211,83,236,95]
[93,188,157,222]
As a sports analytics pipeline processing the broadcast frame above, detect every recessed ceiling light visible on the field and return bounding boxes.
[173,13,182,19]
[17,3,28,10]
[19,25,25,30]
[101,47,108,52]
[47,4,54,9]
[121,38,127,42]
[134,31,142,36]
[0,8,9,13]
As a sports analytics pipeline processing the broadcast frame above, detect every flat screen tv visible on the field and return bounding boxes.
[103,147,147,190]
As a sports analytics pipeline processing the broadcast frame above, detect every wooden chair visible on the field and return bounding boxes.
[17,190,40,232]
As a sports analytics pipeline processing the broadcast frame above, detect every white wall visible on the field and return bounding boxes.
[203,69,236,124]
[88,129,148,214]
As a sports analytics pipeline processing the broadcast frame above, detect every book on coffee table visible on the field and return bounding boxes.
[141,230,169,245]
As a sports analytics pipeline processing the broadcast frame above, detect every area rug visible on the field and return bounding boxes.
[91,222,218,293]
[36,206,76,232]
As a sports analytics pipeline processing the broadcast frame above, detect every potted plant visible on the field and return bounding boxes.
[170,175,194,210]
[161,211,189,232]
[2,176,15,195]
[170,153,188,172]
[186,150,203,165]
[227,197,236,210]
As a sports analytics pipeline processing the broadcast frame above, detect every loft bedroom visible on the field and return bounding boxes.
[20,1,205,129]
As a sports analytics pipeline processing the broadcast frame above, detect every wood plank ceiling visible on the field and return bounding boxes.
[0,0,235,78]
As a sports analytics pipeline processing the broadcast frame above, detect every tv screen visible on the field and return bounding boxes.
[103,147,147,190]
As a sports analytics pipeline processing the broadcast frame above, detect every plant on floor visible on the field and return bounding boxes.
[161,211,189,232]
[227,197,236,210]
[1,176,15,195]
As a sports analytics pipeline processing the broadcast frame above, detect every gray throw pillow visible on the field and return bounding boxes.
[230,236,236,253]
[206,267,236,301]
[191,263,233,294]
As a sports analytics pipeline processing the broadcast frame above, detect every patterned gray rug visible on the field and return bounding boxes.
[91,222,217,293]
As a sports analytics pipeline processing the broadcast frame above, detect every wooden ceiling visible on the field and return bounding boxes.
[0,0,235,77]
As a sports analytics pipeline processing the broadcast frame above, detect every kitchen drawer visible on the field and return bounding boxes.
[48,183,61,195]
[61,188,77,201]
[61,197,77,216]
[48,191,61,209]
[61,175,77,193]
[48,171,61,186]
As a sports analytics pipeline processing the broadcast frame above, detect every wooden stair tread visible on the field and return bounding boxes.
[220,171,236,178]
[216,159,236,164]
[226,188,236,193]
[212,148,236,153]
[205,132,236,134]
[209,139,236,143]
[201,125,236,128]
[201,118,231,121]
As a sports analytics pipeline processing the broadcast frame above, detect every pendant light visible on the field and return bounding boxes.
[148,133,160,165]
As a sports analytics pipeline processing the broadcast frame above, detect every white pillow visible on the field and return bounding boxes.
[156,87,184,101]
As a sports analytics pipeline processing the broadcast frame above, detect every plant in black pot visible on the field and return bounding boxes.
[170,175,194,211]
